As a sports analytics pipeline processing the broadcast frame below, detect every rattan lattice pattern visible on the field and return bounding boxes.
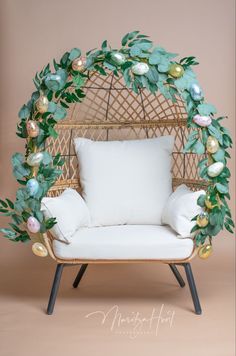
[46,71,206,197]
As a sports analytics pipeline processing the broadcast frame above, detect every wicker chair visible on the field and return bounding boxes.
[44,71,206,315]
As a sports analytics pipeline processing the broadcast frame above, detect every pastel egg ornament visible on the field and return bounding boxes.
[198,244,213,259]
[111,52,126,65]
[168,63,184,78]
[32,242,48,257]
[27,216,41,234]
[26,178,39,197]
[131,62,149,75]
[189,83,203,101]
[207,162,224,177]
[26,120,40,138]
[193,114,212,127]
[26,152,44,167]
[45,69,67,91]
[206,136,219,154]
[196,212,209,227]
[72,56,87,72]
[35,95,49,114]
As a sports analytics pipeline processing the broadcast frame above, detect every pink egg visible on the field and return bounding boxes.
[193,114,212,127]
[27,216,41,233]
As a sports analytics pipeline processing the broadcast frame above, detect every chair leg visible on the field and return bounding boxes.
[169,264,185,287]
[73,264,88,288]
[183,263,202,315]
[47,264,64,315]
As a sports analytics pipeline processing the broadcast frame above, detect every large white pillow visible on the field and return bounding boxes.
[74,136,174,227]
[41,188,91,243]
[162,184,205,237]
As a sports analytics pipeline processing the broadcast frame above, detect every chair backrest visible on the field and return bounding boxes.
[46,71,206,197]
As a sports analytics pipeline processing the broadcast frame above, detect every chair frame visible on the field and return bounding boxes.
[43,71,205,315]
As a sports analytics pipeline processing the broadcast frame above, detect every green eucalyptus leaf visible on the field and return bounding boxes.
[47,102,57,113]
[0,199,8,208]
[145,66,159,83]
[215,183,228,194]
[48,126,58,139]
[0,228,17,239]
[197,103,217,116]
[18,105,30,119]
[192,140,205,154]
[212,148,225,163]
[207,125,223,144]
[54,105,67,120]
[42,152,52,165]
[69,48,81,61]
[197,194,206,207]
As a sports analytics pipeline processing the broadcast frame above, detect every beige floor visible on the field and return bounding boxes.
[0,237,235,356]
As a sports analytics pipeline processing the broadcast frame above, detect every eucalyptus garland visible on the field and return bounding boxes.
[0,31,234,255]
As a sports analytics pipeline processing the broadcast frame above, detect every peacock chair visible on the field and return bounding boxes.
[0,31,233,316]
[43,70,206,314]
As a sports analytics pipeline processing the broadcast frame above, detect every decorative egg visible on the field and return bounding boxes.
[196,212,209,227]
[168,63,184,78]
[206,136,219,154]
[131,62,149,75]
[198,244,213,259]
[72,56,87,72]
[207,162,224,177]
[111,52,126,65]
[26,152,44,167]
[26,120,40,138]
[35,95,49,114]
[45,74,63,91]
[32,242,48,257]
[27,216,41,233]
[26,178,39,196]
[205,195,219,209]
[189,83,203,101]
[193,114,212,127]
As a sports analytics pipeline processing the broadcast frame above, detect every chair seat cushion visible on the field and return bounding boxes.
[52,225,194,260]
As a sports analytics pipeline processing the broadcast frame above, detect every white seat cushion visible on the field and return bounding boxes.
[52,225,194,260]
[74,136,174,227]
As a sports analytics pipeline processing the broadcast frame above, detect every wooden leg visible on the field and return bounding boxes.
[47,264,64,315]
[73,264,88,288]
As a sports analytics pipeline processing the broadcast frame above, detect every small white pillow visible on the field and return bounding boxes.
[41,188,91,244]
[74,136,174,227]
[162,184,205,237]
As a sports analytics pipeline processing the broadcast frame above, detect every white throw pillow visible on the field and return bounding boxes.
[41,188,91,244]
[74,136,174,227]
[162,184,205,237]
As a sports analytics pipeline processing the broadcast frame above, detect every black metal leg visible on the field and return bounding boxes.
[47,264,64,315]
[183,263,202,315]
[73,264,88,288]
[169,264,185,287]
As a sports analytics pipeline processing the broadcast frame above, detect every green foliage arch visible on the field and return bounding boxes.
[0,31,234,249]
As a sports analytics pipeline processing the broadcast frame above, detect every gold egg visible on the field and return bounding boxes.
[35,95,49,114]
[32,242,48,257]
[168,64,184,78]
[206,136,219,154]
[72,56,86,72]
[26,120,39,138]
[196,212,209,227]
[198,244,213,259]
